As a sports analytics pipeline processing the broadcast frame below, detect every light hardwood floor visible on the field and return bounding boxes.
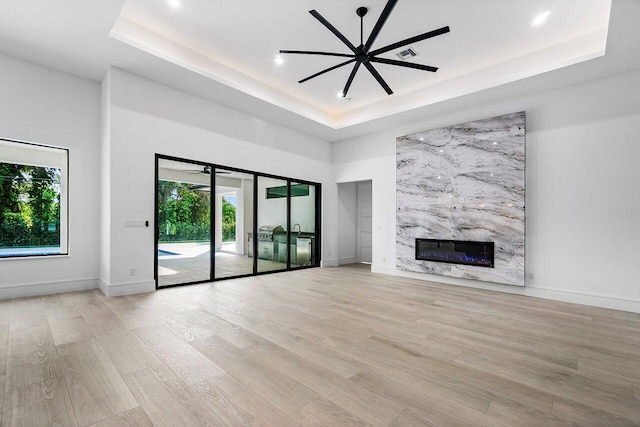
[1,266,640,426]
[159,251,288,287]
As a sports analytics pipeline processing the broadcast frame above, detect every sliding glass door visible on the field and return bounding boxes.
[214,168,254,279]
[155,155,321,288]
[156,158,212,287]
[256,176,289,273]
[290,182,318,268]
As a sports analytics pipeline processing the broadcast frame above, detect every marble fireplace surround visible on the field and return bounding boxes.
[396,112,525,286]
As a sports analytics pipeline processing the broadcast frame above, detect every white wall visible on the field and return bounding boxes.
[255,179,317,234]
[100,69,112,287]
[337,182,357,265]
[333,68,640,313]
[4,52,637,313]
[256,177,288,231]
[233,185,244,254]
[0,53,101,298]
[291,185,316,233]
[101,67,335,295]
[242,179,253,255]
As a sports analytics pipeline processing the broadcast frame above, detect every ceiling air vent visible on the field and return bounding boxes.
[397,47,418,60]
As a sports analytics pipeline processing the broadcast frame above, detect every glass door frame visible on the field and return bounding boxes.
[154,155,214,288]
[154,153,322,289]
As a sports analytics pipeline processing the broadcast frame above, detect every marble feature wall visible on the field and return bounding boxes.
[396,112,525,286]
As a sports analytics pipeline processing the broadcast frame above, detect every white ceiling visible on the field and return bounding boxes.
[158,159,250,191]
[113,0,610,128]
[0,0,639,141]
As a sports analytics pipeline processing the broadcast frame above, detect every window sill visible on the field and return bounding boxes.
[0,253,70,261]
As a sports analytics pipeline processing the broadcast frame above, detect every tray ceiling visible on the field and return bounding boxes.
[112,0,611,128]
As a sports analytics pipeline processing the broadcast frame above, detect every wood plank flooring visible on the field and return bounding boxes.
[1,265,640,426]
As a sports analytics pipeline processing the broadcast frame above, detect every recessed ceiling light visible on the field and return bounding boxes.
[437,176,441,180]
[168,0,180,8]
[532,11,551,27]
[419,137,424,141]
[492,141,498,145]
[439,149,444,153]
[336,90,344,98]
[274,55,284,65]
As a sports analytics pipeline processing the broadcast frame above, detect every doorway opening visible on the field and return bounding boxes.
[337,180,372,271]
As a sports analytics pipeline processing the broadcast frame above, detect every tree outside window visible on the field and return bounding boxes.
[0,139,68,258]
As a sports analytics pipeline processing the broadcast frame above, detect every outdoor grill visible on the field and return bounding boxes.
[257,225,285,260]
[257,225,285,242]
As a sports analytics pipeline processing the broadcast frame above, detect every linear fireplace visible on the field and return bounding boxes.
[415,239,494,268]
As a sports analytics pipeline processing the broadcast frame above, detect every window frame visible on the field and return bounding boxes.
[0,137,69,259]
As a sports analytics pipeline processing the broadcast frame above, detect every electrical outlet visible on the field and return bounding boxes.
[129,268,136,276]
[527,272,534,280]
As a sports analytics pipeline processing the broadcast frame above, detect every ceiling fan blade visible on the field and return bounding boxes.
[189,184,211,191]
[369,26,450,57]
[309,10,358,54]
[342,62,361,97]
[299,59,356,83]
[370,57,438,72]
[363,62,393,95]
[184,166,211,174]
[280,50,354,59]
[363,0,398,53]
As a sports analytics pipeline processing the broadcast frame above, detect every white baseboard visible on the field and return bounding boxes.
[0,278,98,300]
[321,259,339,267]
[99,279,156,297]
[338,256,358,265]
[523,286,640,314]
[372,265,640,314]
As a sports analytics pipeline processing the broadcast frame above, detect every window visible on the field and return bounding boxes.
[265,183,309,199]
[0,138,68,258]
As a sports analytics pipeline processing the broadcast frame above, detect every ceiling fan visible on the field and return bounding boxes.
[182,166,230,175]
[183,165,212,175]
[280,0,450,97]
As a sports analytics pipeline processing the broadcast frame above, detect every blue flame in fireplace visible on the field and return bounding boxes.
[418,251,491,265]
[415,239,494,268]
